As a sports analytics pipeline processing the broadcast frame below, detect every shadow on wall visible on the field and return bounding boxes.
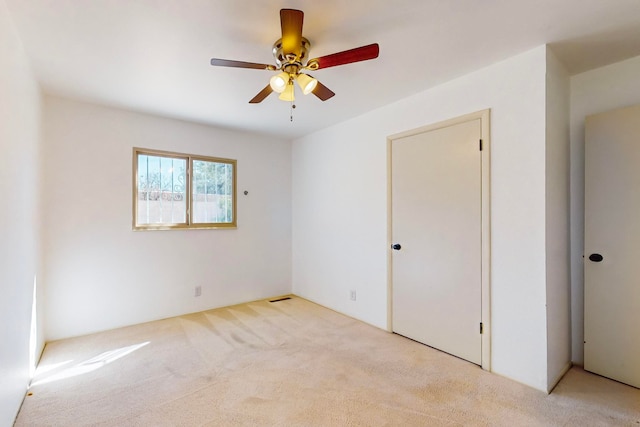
[550,24,640,74]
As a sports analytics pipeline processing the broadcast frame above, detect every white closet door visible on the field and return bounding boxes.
[584,104,640,388]
[391,118,482,365]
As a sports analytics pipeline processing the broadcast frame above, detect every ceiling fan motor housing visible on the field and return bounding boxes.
[273,37,311,68]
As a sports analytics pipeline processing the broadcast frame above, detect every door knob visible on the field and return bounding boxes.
[391,243,402,250]
[588,253,604,262]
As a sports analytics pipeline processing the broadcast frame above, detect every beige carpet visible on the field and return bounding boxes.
[15,296,640,426]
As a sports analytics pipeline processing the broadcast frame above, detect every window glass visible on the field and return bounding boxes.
[192,159,234,224]
[137,154,187,225]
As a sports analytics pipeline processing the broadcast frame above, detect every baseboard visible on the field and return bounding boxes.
[290,293,390,333]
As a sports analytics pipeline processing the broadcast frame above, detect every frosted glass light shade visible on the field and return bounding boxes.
[269,72,289,93]
[296,73,318,95]
[278,82,295,101]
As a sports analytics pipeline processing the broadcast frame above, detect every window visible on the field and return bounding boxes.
[133,148,236,230]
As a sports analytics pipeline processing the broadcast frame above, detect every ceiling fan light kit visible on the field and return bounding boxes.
[296,73,317,95]
[269,72,289,93]
[279,82,296,102]
[210,8,380,108]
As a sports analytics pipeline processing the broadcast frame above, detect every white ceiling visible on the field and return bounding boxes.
[6,0,640,139]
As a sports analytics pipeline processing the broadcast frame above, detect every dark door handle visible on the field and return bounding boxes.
[588,253,604,262]
[392,243,401,250]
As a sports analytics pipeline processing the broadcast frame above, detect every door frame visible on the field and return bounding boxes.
[386,109,491,371]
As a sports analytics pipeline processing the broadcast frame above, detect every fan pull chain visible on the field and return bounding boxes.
[290,100,295,122]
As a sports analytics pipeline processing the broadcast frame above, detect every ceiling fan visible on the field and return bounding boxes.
[210,9,380,104]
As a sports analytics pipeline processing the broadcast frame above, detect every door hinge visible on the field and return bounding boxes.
[480,322,484,334]
[479,139,483,151]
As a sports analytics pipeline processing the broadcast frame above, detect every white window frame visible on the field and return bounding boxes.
[133,148,237,230]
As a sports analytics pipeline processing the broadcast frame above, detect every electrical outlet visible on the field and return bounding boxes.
[195,286,202,297]
[350,290,356,301]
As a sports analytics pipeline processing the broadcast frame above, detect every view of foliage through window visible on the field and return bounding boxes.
[134,149,236,229]
[192,159,233,224]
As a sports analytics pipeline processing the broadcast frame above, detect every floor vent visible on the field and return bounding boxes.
[269,297,292,303]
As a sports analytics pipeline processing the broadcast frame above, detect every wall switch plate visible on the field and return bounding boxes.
[195,286,202,297]
[350,290,356,301]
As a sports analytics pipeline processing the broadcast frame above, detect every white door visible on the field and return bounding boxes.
[391,117,482,365]
[584,104,640,388]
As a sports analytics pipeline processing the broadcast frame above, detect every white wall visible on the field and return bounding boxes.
[545,48,571,391]
[42,96,292,340]
[293,46,552,391]
[0,1,43,424]
[569,54,640,365]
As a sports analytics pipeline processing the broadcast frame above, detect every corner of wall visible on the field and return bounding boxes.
[544,45,572,391]
[0,0,44,424]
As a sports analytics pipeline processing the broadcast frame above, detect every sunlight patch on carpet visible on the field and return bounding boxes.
[31,342,150,387]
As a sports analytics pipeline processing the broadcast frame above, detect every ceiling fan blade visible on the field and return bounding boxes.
[309,43,379,70]
[249,85,274,103]
[280,9,304,59]
[310,78,335,101]
[211,58,275,70]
